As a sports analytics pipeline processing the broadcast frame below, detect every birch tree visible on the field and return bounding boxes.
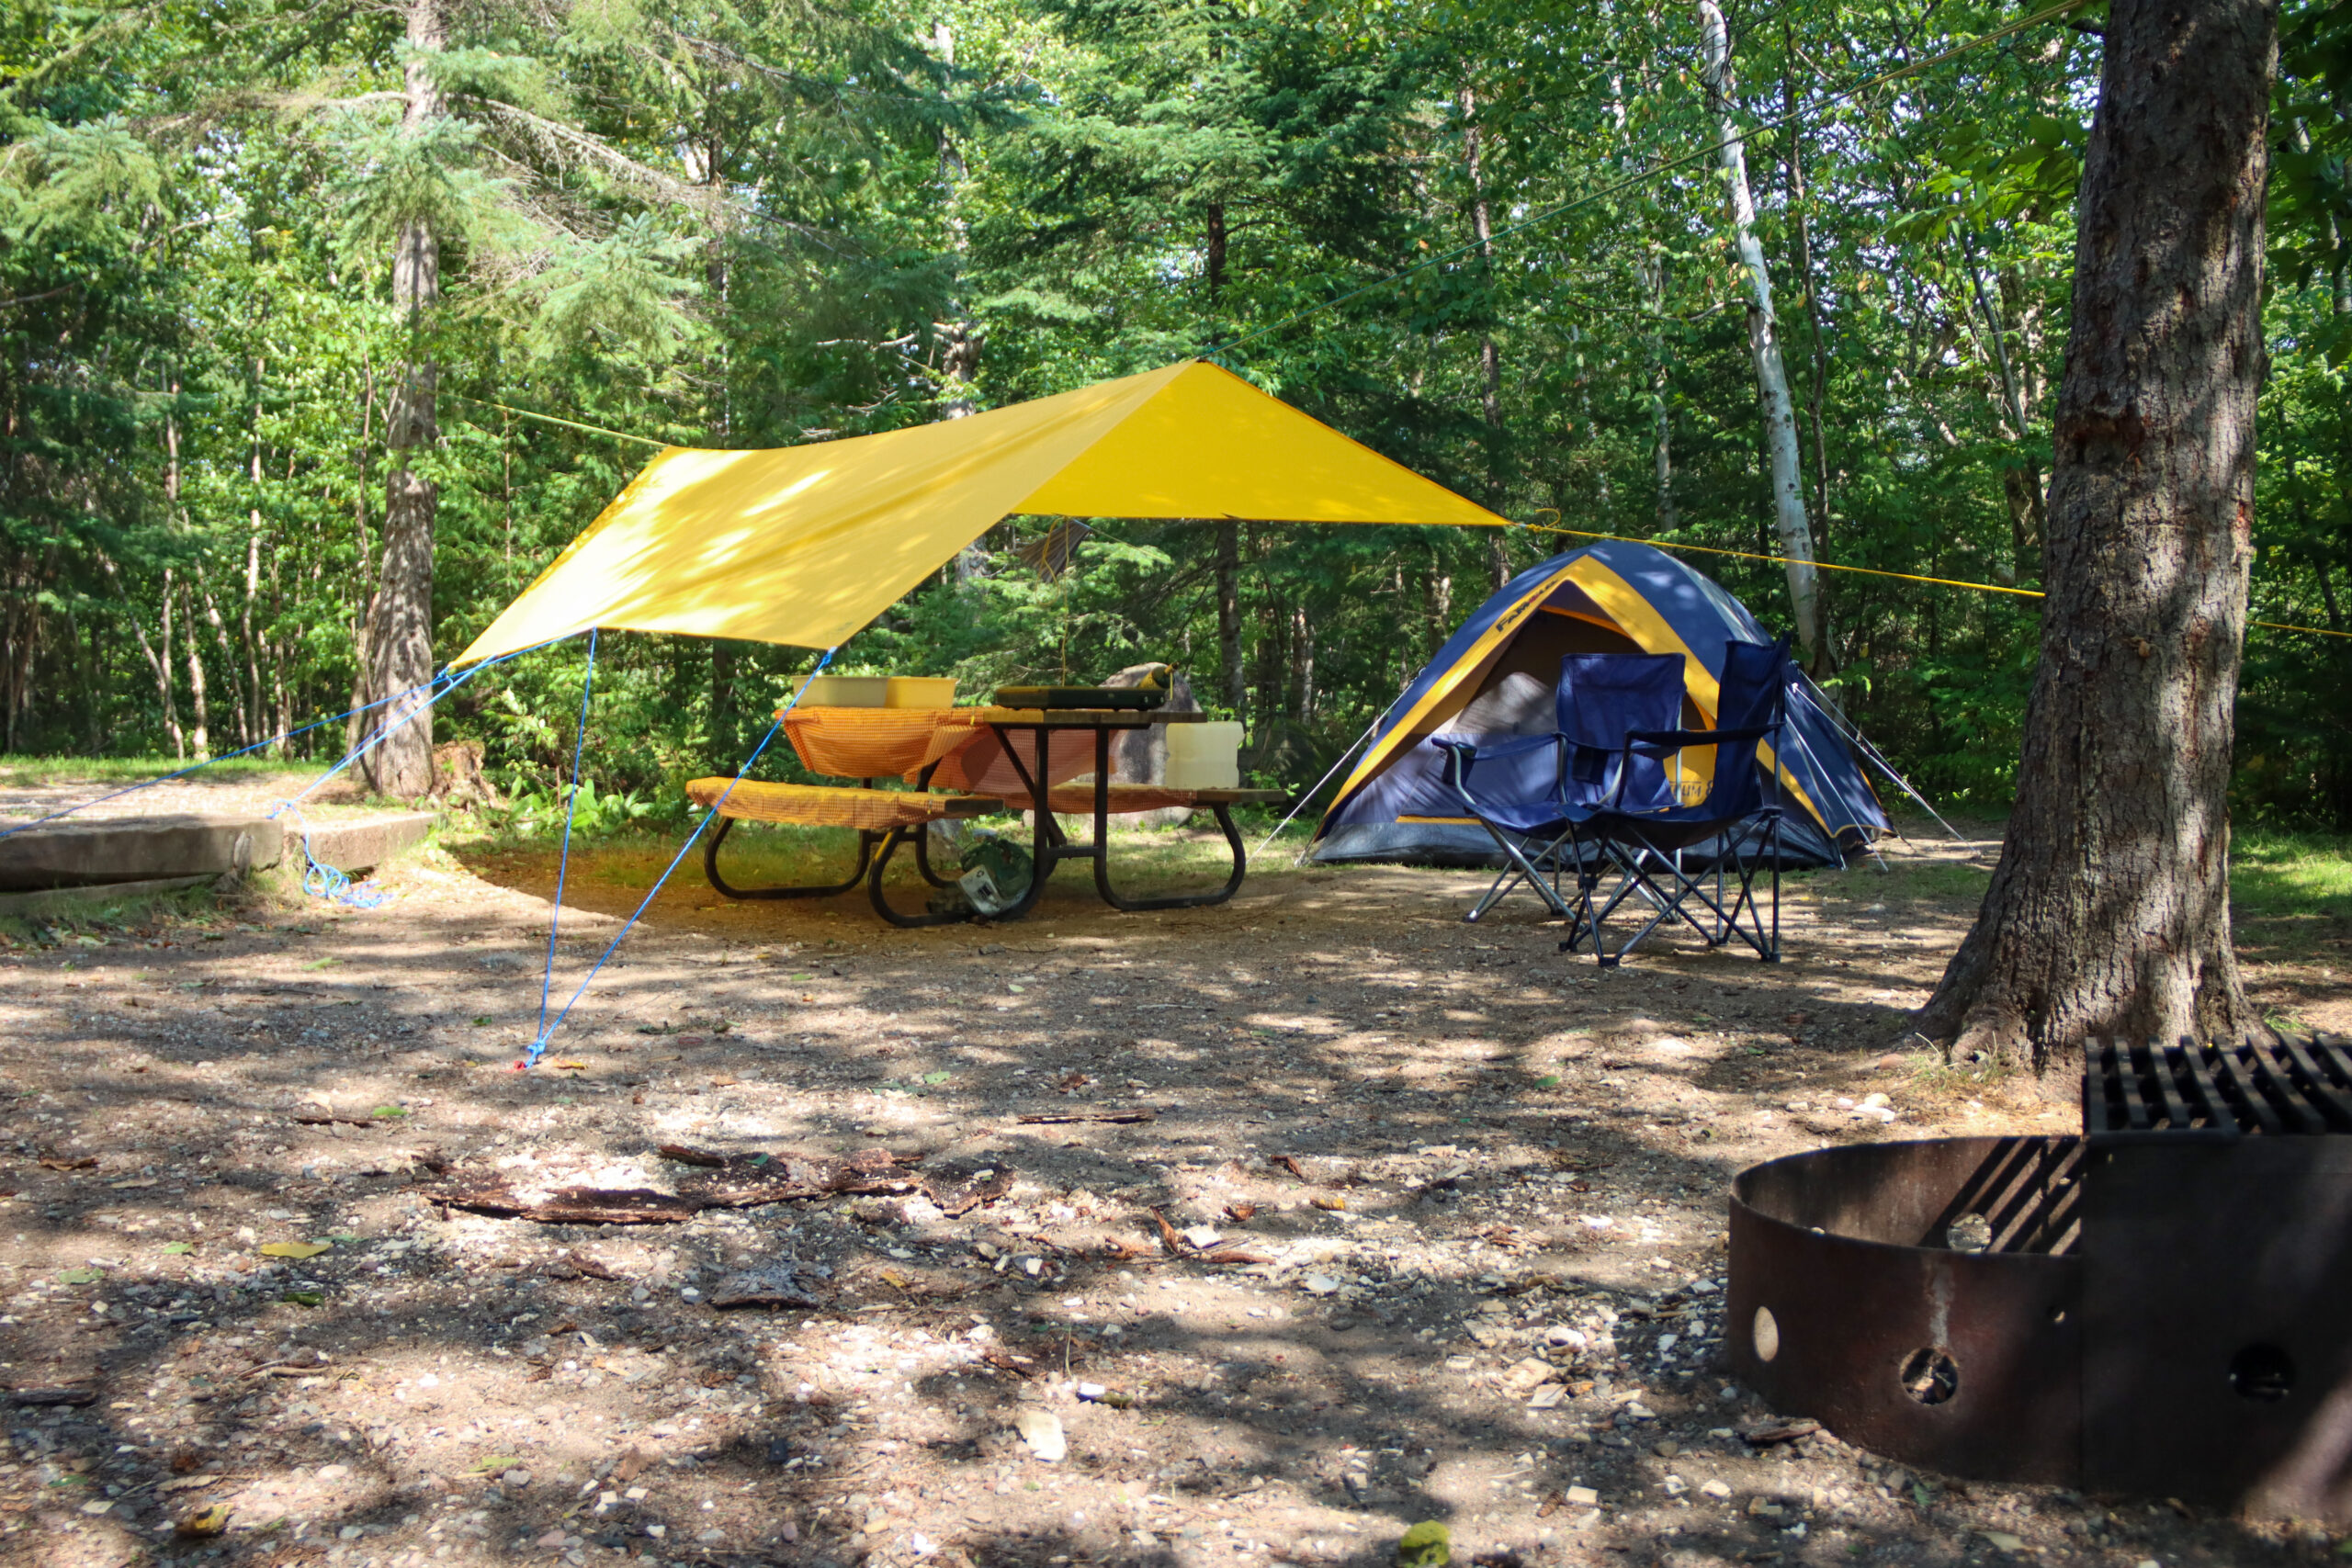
[1693,0,1822,669]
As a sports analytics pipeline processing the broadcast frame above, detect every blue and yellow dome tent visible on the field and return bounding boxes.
[1312,539,1890,868]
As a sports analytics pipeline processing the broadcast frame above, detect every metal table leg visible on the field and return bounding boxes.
[703,816,878,900]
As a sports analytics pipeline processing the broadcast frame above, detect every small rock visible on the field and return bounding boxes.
[1624,1402,1656,1421]
[1701,1480,1734,1501]
[1983,1531,2026,1553]
[1527,1385,1566,1410]
[339,1525,367,1540]
[1565,1485,1600,1507]
[80,1500,114,1517]
[1504,1358,1555,1393]
[1075,1382,1108,1402]
[696,1529,726,1544]
[1747,1499,1784,1518]
[1660,1474,1687,1498]
[678,1287,703,1303]
[1544,1325,1588,1351]
[537,1529,570,1548]
[502,1469,532,1489]
[1302,1273,1341,1297]
[1653,1440,1679,1458]
[1013,1408,1066,1462]
[1343,1472,1372,1503]
[1182,1224,1222,1248]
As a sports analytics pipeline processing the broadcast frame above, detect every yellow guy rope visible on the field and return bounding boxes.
[1519,518,2352,641]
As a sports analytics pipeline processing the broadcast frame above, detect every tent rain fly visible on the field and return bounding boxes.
[454,360,1508,667]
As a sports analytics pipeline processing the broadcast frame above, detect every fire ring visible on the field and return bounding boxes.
[1728,1038,2352,1520]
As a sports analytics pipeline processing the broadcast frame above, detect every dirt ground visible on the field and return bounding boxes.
[2,798,2347,1568]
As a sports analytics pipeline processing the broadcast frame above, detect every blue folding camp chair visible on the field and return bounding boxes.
[1430,652,1687,921]
[1558,637,1792,964]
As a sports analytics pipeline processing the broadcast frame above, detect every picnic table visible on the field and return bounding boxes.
[685,705,1282,926]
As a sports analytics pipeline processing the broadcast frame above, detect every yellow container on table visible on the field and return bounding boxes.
[798,675,889,707]
[885,676,959,709]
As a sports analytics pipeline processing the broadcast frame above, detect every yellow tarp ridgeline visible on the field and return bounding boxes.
[453,360,1508,666]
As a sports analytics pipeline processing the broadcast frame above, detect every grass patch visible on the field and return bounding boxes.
[0,754,308,786]
[2231,830,2352,929]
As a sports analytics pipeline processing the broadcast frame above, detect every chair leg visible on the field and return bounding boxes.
[1463,820,1576,921]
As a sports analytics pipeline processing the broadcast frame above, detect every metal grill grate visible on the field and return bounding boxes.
[2084,1036,2352,1136]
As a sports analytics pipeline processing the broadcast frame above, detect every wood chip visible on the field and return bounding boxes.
[1742,1418,1821,1447]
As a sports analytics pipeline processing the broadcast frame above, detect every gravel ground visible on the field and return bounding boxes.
[0,817,2344,1568]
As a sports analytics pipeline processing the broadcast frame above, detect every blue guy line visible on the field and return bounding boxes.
[265,799,394,908]
[538,628,598,1036]
[522,648,839,1069]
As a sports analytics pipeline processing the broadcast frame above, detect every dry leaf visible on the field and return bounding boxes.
[259,1241,332,1259]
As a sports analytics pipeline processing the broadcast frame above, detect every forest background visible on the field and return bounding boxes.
[1,0,2346,824]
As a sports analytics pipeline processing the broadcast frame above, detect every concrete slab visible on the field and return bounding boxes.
[0,816,283,891]
[0,874,218,918]
[297,811,436,875]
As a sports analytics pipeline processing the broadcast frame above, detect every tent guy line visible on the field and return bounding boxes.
[519,647,837,1070]
[1521,520,2352,641]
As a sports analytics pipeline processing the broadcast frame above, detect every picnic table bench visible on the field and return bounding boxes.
[684,770,1283,926]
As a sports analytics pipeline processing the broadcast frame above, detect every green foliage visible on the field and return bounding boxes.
[0,0,2331,840]
[1396,1521,1452,1568]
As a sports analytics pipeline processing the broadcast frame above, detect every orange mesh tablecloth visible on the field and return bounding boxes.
[780,706,992,780]
[927,728,1102,795]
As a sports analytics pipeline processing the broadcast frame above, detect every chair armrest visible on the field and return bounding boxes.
[1429,732,1563,803]
[1623,722,1777,756]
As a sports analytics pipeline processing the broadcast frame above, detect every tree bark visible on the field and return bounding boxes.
[362,0,446,798]
[1694,0,1822,668]
[1917,0,2276,1075]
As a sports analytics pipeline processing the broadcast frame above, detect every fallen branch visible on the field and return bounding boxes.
[428,1149,1011,1225]
[1017,1110,1158,1125]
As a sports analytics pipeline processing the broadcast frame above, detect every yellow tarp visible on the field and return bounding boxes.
[453,360,1507,666]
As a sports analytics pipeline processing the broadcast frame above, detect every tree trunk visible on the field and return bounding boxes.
[1460,84,1510,592]
[1643,250,1678,532]
[1780,25,1835,552]
[1215,521,1243,721]
[243,357,266,752]
[1916,0,2276,1077]
[99,553,178,760]
[1694,0,1821,668]
[180,579,210,761]
[934,19,987,584]
[362,0,446,799]
[190,561,245,748]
